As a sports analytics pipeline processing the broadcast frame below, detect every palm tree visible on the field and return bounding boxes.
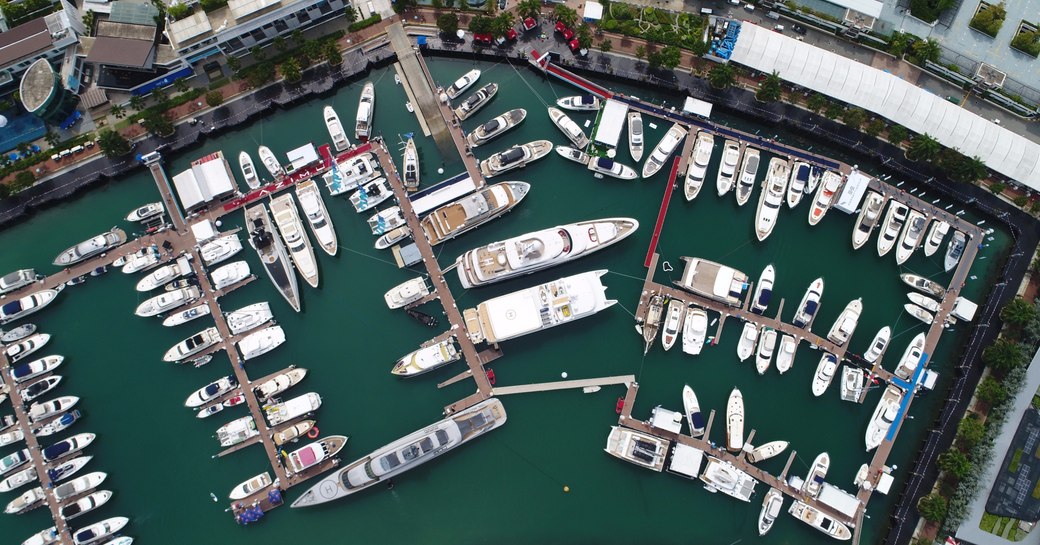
[910,38,941,64]
[756,71,782,102]
[708,64,736,90]
[956,155,988,183]
[517,0,541,20]
[553,4,577,28]
[1001,298,1036,328]
[109,104,125,119]
[128,95,145,112]
[906,133,941,162]
[982,338,1025,371]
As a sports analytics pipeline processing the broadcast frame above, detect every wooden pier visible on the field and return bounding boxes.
[492,375,635,396]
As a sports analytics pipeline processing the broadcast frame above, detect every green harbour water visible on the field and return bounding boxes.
[0,57,1011,544]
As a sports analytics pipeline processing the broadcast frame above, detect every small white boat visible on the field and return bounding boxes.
[775,334,796,374]
[877,202,909,257]
[5,333,50,363]
[556,94,601,111]
[684,131,715,201]
[904,303,934,324]
[908,292,941,313]
[759,488,783,536]
[185,375,237,408]
[1,323,36,343]
[0,428,24,447]
[271,193,320,289]
[402,137,420,192]
[786,161,810,208]
[604,426,667,472]
[120,246,161,274]
[865,384,903,451]
[21,527,58,545]
[555,145,590,165]
[349,177,393,213]
[29,395,79,423]
[736,322,758,362]
[445,69,481,100]
[134,286,201,317]
[200,235,244,266]
[840,366,866,402]
[53,229,126,267]
[803,452,830,497]
[162,304,210,328]
[59,489,111,520]
[239,151,260,190]
[136,255,192,292]
[229,472,272,501]
[660,298,685,351]
[163,327,221,363]
[851,191,884,249]
[726,388,744,451]
[392,338,461,377]
[863,326,891,363]
[716,139,741,196]
[895,209,927,265]
[750,264,774,315]
[18,375,61,404]
[479,140,552,178]
[627,112,643,162]
[808,171,843,226]
[466,108,527,148]
[735,148,760,206]
[0,288,62,326]
[5,486,45,514]
[0,465,37,492]
[587,156,638,180]
[374,226,411,250]
[748,440,789,463]
[195,404,224,419]
[217,416,259,447]
[453,82,498,121]
[755,329,777,375]
[211,261,250,291]
[355,82,375,140]
[945,230,966,272]
[32,409,79,437]
[682,385,706,437]
[254,367,307,401]
[286,435,348,473]
[811,353,838,397]
[681,306,707,356]
[826,298,862,346]
[901,273,945,298]
[792,277,824,329]
[257,145,284,178]
[42,433,95,463]
[548,107,589,148]
[296,178,338,256]
[226,302,273,335]
[789,501,851,540]
[923,220,950,257]
[0,448,30,475]
[384,277,430,309]
[53,472,105,502]
[10,355,63,384]
[273,420,315,446]
[125,202,163,222]
[894,333,926,381]
[72,516,129,545]
[265,392,321,426]
[236,325,285,361]
[324,105,350,152]
[642,123,687,178]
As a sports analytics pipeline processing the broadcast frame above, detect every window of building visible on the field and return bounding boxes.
[273,19,288,32]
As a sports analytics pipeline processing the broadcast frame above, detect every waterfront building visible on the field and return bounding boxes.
[0,1,83,91]
[19,59,79,124]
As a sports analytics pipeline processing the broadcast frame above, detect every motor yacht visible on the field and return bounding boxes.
[0,288,61,325]
[759,488,783,536]
[775,334,797,374]
[246,203,301,311]
[807,171,843,226]
[684,131,715,201]
[555,145,589,165]
[72,517,129,545]
[453,82,498,120]
[287,434,349,474]
[5,332,50,362]
[295,178,337,256]
[271,193,319,289]
[324,105,349,151]
[748,440,789,463]
[811,353,839,397]
[0,269,39,295]
[384,277,430,309]
[786,161,810,208]
[137,256,191,292]
[895,209,927,265]
[1,448,30,475]
[682,385,706,436]
[548,107,589,148]
[185,375,237,408]
[355,82,375,140]
[877,201,909,257]
[851,190,884,249]
[265,392,321,426]
[587,156,638,180]
[34,412,80,440]
[726,388,744,451]
[273,420,315,446]
[945,230,966,272]
[682,306,707,356]
[863,326,891,363]
[865,384,903,451]
[660,298,685,351]
[735,147,760,206]
[229,472,272,501]
[756,329,777,375]
[201,234,243,266]
[556,94,601,111]
[790,501,851,540]
[446,69,480,100]
[750,264,775,316]
[737,322,758,362]
[28,395,79,423]
[479,141,552,178]
[236,325,285,361]
[639,294,664,354]
[120,246,161,274]
[1,323,36,343]
[125,202,163,223]
[466,108,526,148]
[239,151,260,190]
[827,298,862,346]
[42,433,94,463]
[420,181,530,245]
[217,416,259,447]
[642,123,687,178]
[716,139,741,196]
[253,367,307,401]
[759,157,795,240]
[60,490,112,520]
[163,327,221,363]
[803,452,829,497]
[908,292,941,313]
[792,277,824,329]
[18,375,61,404]
[627,112,643,162]
[226,302,274,335]
[10,355,63,383]
[5,486,45,514]
[402,137,420,192]
[392,338,461,377]
[901,273,945,298]
[53,228,126,266]
[923,220,950,257]
[53,472,105,503]
[904,303,933,324]
[134,286,200,317]
[257,145,284,178]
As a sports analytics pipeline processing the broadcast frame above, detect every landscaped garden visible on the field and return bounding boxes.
[597,0,708,54]
[1011,22,1040,57]
[969,1,1007,37]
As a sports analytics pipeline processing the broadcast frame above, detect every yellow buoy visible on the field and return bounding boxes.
[563,485,571,493]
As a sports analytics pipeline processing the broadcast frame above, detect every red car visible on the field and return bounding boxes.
[474,32,493,45]
[523,17,537,31]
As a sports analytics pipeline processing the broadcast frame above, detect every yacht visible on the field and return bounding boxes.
[291,399,506,507]
[555,145,590,165]
[750,264,774,315]
[324,105,349,152]
[72,517,129,545]
[790,501,851,541]
[756,158,788,241]
[1,323,36,343]
[675,257,749,306]
[217,416,259,447]
[392,338,461,377]
[163,327,221,362]
[22,527,59,545]
[0,269,39,295]
[28,396,79,423]
[641,123,687,178]
[604,426,669,472]
[840,366,866,402]
[185,375,237,408]
[904,303,934,324]
[748,441,789,463]
[367,206,406,235]
[792,277,824,329]
[807,171,843,226]
[479,140,552,178]
[700,456,757,502]
[125,202,162,223]
[660,298,685,351]
[684,131,715,201]
[895,209,927,265]
[402,137,420,192]
[5,486,45,514]
[453,82,498,120]
[639,294,664,355]
[291,435,349,475]
[945,230,966,272]
[811,353,839,397]
[726,388,744,451]
[271,194,320,289]
[420,181,530,245]
[120,246,161,274]
[229,472,272,501]
[445,69,480,100]
[53,473,105,503]
[274,420,314,446]
[908,292,941,313]
[19,375,62,404]
[210,261,250,291]
[0,464,39,493]
[851,191,884,249]
[0,288,61,325]
[827,298,862,346]
[556,95,601,111]
[466,108,526,147]
[463,270,616,345]
[226,302,274,335]
[877,201,909,257]
[253,367,306,401]
[200,234,243,266]
[257,145,284,178]
[42,433,95,463]
[0,428,24,447]
[457,216,636,289]
[239,151,260,190]
[803,452,829,497]
[716,139,741,196]
[863,326,891,363]
[53,228,126,266]
[759,488,783,535]
[737,322,758,362]
[683,385,706,436]
[1,449,30,475]
[756,329,777,375]
[355,82,375,140]
[324,153,381,195]
[246,203,301,311]
[787,161,810,208]
[60,490,112,520]
[587,156,638,180]
[866,384,903,451]
[10,355,63,384]
[894,332,926,380]
[236,325,286,361]
[6,332,50,362]
[627,112,643,162]
[923,220,950,256]
[293,180,338,256]
[548,107,589,148]
[775,334,797,374]
[682,306,707,356]
[806,165,823,192]
[265,392,321,426]
[735,147,760,206]
[384,277,430,309]
[134,286,201,317]
[901,273,945,298]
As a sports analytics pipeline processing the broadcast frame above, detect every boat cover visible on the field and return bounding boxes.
[297,447,317,467]
[690,411,706,430]
[579,95,595,105]
[43,441,71,460]
[803,300,818,316]
[596,157,614,169]
[795,164,809,181]
[1,300,23,316]
[499,148,525,165]
[757,289,772,307]
[75,529,96,542]
[481,119,501,133]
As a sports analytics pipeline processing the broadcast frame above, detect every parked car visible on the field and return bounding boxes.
[792,23,808,35]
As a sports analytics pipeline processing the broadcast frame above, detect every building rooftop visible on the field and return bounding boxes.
[97,21,157,41]
[0,18,52,67]
[108,0,160,26]
[85,36,155,68]
[19,58,57,113]
[168,0,284,48]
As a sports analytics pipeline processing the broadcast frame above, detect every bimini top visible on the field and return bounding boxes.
[729,22,1040,190]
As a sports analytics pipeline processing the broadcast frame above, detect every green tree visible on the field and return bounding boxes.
[938,449,972,480]
[151,88,170,109]
[576,23,592,50]
[226,55,241,72]
[98,129,131,157]
[205,90,224,107]
[824,101,843,120]
[323,41,342,66]
[251,45,266,61]
[245,63,276,88]
[393,0,416,13]
[864,119,886,138]
[553,4,577,28]
[82,9,97,30]
[469,15,493,35]
[1002,298,1037,328]
[657,45,682,70]
[16,142,30,156]
[437,12,459,35]
[806,92,827,113]
[1011,29,1040,57]
[166,3,192,20]
[599,39,613,52]
[344,5,358,24]
[174,77,190,94]
[274,36,288,52]
[917,493,948,523]
[708,63,735,89]
[841,107,866,130]
[888,31,912,57]
[11,170,34,192]
[492,12,516,39]
[303,39,322,61]
[977,376,1008,404]
[909,38,941,65]
[0,183,11,200]
[281,57,302,84]
[141,111,175,137]
[128,95,145,112]
[431,0,442,9]
[517,0,540,20]
[982,338,1026,372]
[109,104,125,119]
[634,45,647,61]
[941,150,988,183]
[887,124,908,144]
[907,133,941,161]
[969,1,1006,37]
[44,131,60,147]
[292,29,305,47]
[957,415,985,449]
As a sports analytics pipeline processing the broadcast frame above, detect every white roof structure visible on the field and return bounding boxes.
[172,151,236,211]
[650,407,683,434]
[190,219,218,243]
[834,170,870,214]
[593,99,628,147]
[667,443,705,479]
[682,96,713,118]
[729,22,1040,190]
[582,1,603,21]
[286,143,318,171]
[818,483,862,518]
[228,0,280,20]
[825,0,882,17]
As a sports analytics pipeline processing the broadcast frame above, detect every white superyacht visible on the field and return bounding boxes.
[270,193,320,289]
[641,123,687,178]
[755,158,789,242]
[716,139,741,196]
[684,131,714,201]
[296,178,338,256]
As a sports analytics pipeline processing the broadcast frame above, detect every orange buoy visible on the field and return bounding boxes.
[307,426,319,439]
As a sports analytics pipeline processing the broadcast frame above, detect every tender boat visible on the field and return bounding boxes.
[163,327,221,362]
[19,375,61,403]
[355,82,375,140]
[239,151,260,189]
[811,353,839,397]
[750,264,774,315]
[1,323,37,343]
[453,82,498,120]
[5,333,50,363]
[716,139,741,196]
[895,209,927,265]
[904,303,934,324]
[445,69,480,100]
[877,201,909,257]
[10,355,63,384]
[684,131,715,201]
[466,108,527,148]
[682,306,707,356]
[246,203,301,311]
[270,193,319,289]
[555,145,590,165]
[200,234,243,266]
[217,416,259,447]
[786,161,810,208]
[827,298,862,346]
[660,298,685,352]
[642,123,687,178]
[604,425,669,472]
[392,338,461,377]
[236,325,285,361]
[735,147,760,206]
[59,489,111,520]
[840,366,866,402]
[588,156,638,180]
[627,112,643,162]
[0,288,62,325]
[479,141,552,178]
[908,292,941,313]
[792,278,824,329]
[254,367,307,401]
[226,302,274,335]
[557,95,601,111]
[1,449,30,475]
[790,501,851,540]
[901,273,945,297]
[265,392,321,426]
[945,230,966,272]
[324,153,381,195]
[257,145,284,178]
[726,388,744,451]
[296,178,338,256]
[42,433,95,463]
[409,309,440,327]
[863,326,891,363]
[547,107,589,148]
[803,452,829,497]
[125,202,163,223]
[72,517,129,545]
[384,277,429,309]
[195,404,224,420]
[5,486,45,514]
[420,181,530,245]
[285,434,348,473]
[737,322,758,362]
[923,220,950,256]
[748,440,789,463]
[683,385,706,436]
[134,286,201,317]
[185,375,237,408]
[273,420,315,446]
[755,329,777,375]
[324,105,350,152]
[759,488,783,535]
[866,384,903,451]
[700,456,758,501]
[137,256,191,292]
[28,395,79,423]
[53,228,126,266]
[639,294,665,354]
[53,472,105,502]
[851,190,884,249]
[367,206,405,235]
[120,246,162,274]
[775,334,796,374]
[808,171,843,226]
[229,472,272,501]
[402,137,420,192]
[33,409,80,437]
